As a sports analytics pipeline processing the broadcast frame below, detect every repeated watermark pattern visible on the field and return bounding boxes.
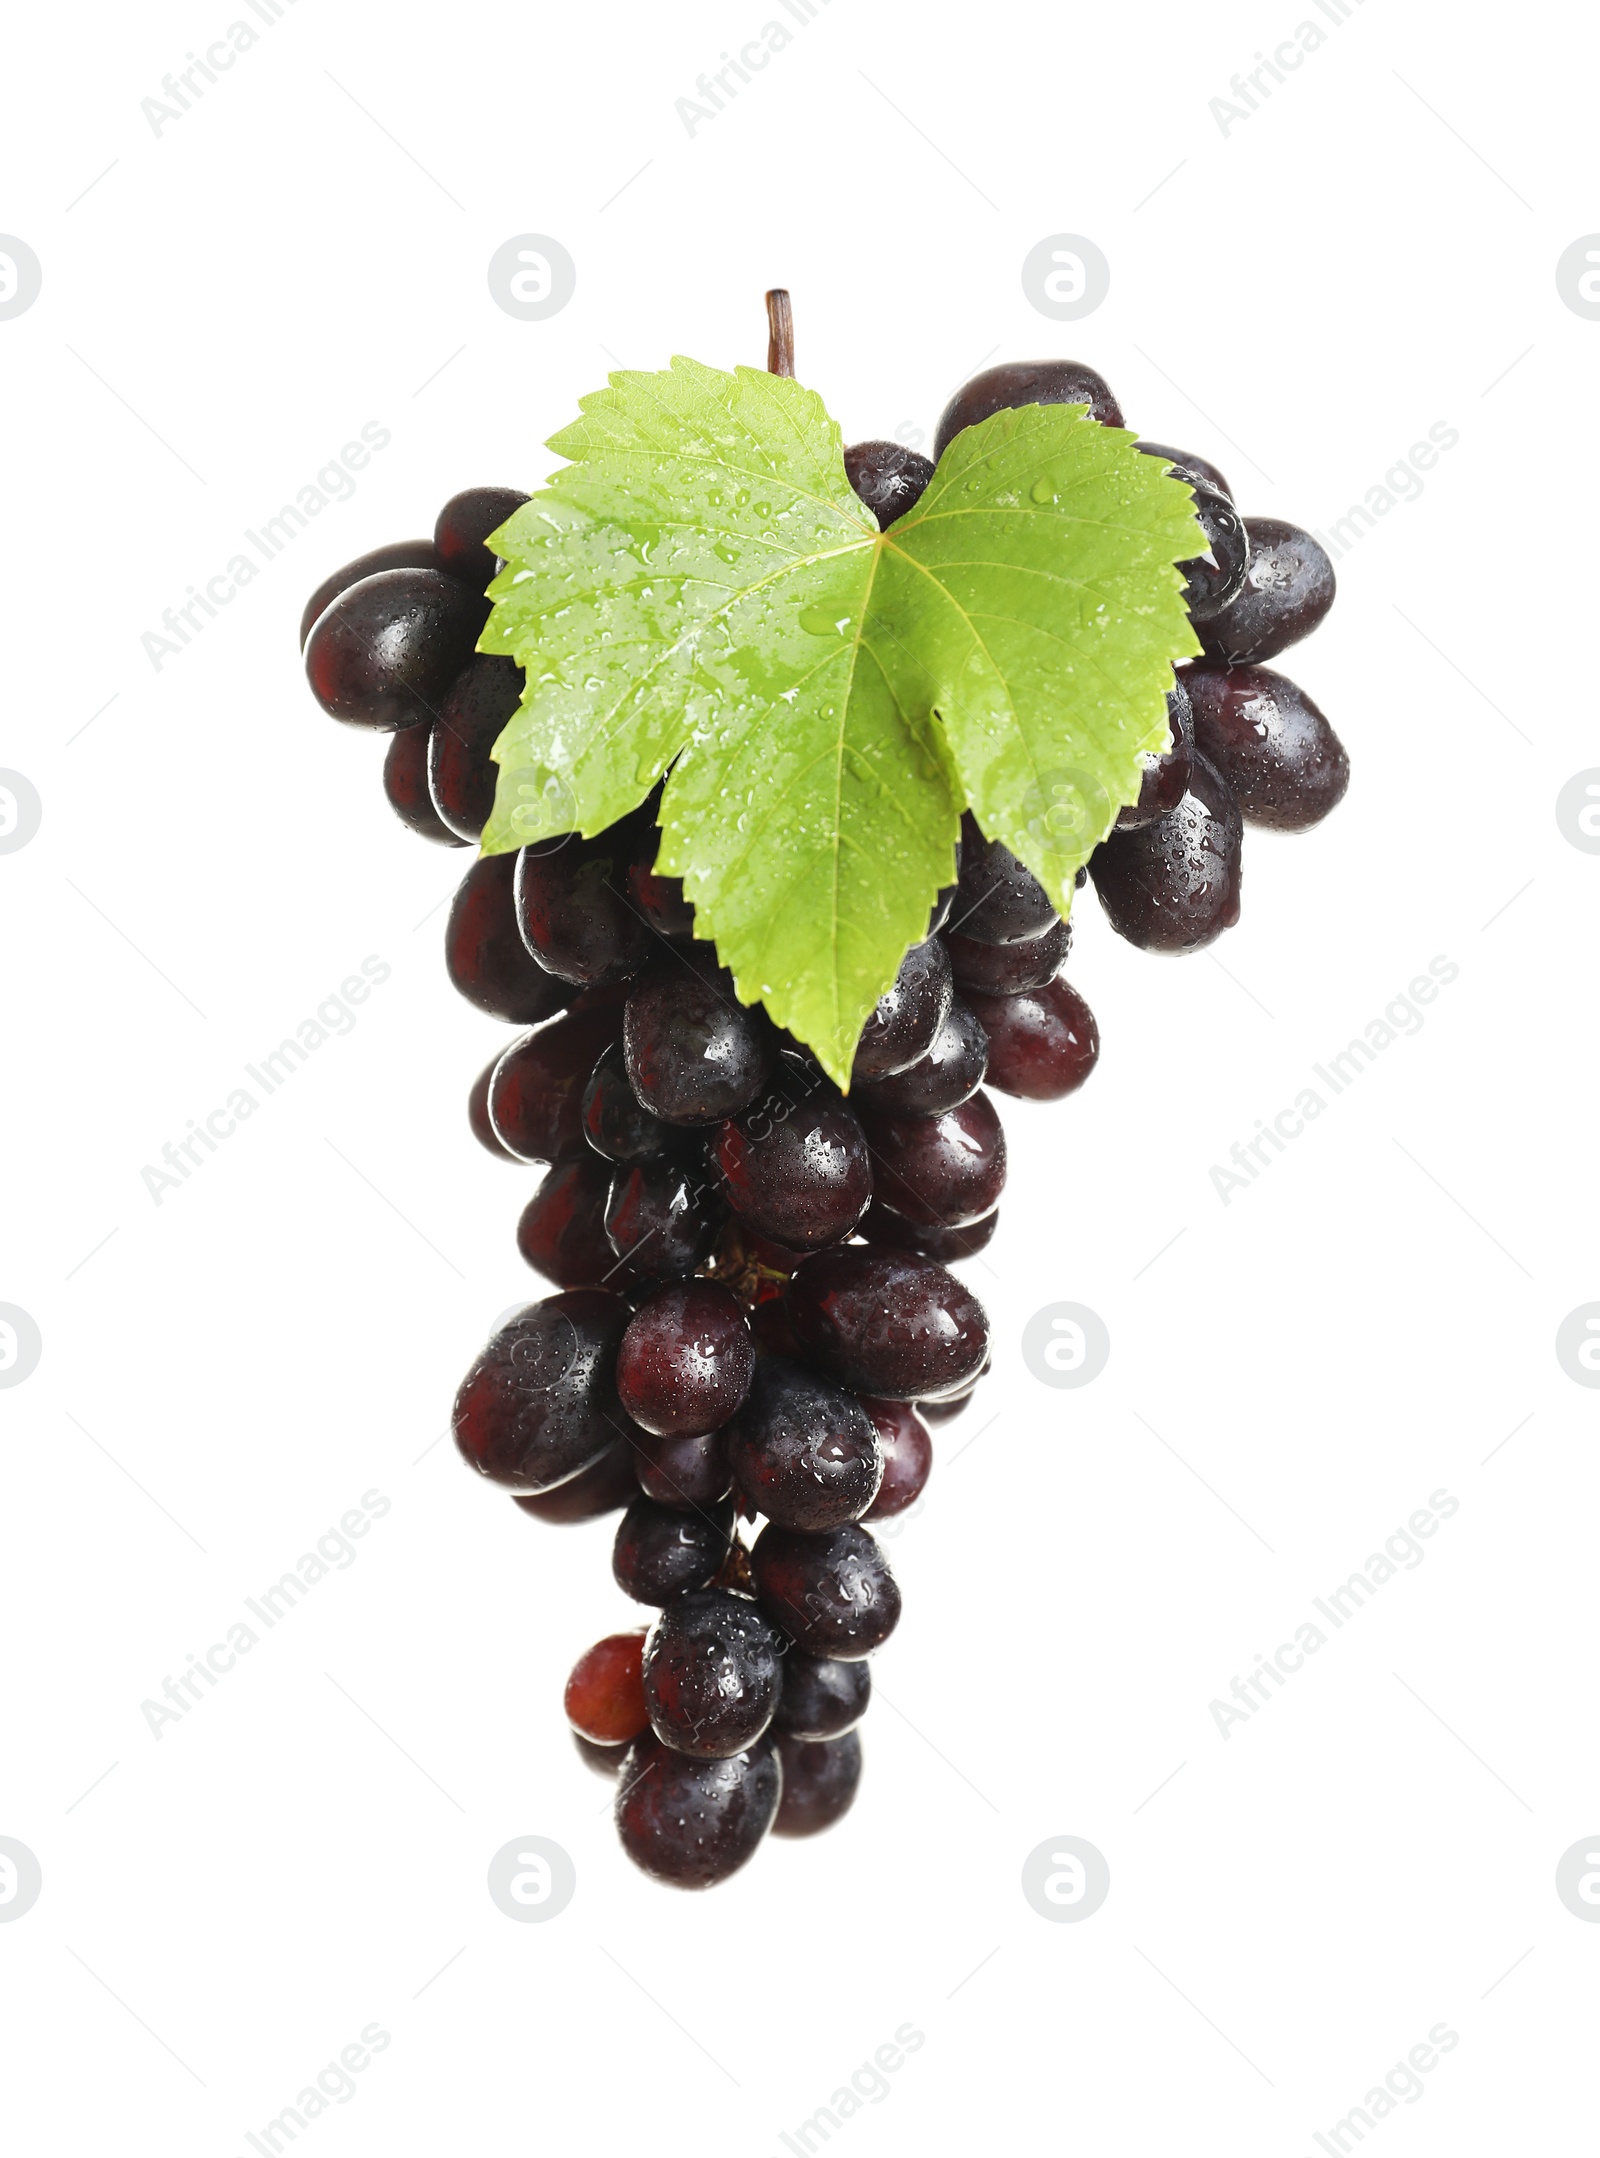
[1209,957,1459,1206]
[1021,234,1110,321]
[0,1837,43,1922]
[765,2024,925,2155]
[486,236,576,321]
[236,2024,390,2157]
[140,1491,392,1738]
[0,770,42,853]
[486,1835,577,1921]
[1209,0,1370,137]
[142,427,393,671]
[0,1305,43,1389]
[141,2,303,140]
[0,236,42,320]
[1554,1305,1600,1387]
[141,958,392,1205]
[1021,1301,1111,1389]
[1311,423,1460,563]
[1209,1491,1460,1739]
[675,1,836,137]
[1020,1835,1110,1921]
[1554,235,1600,319]
[1300,2024,1458,2155]
[1554,770,1600,853]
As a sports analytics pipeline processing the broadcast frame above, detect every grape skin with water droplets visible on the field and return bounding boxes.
[615,1282,754,1439]
[1090,751,1243,954]
[786,1249,990,1402]
[642,1586,785,1757]
[773,1730,862,1837]
[727,1357,884,1531]
[613,1497,735,1606]
[614,1731,781,1889]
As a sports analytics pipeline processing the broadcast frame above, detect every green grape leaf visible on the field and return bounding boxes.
[478,356,1202,1084]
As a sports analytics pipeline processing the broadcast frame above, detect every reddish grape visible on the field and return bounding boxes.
[614,1732,780,1888]
[299,539,445,648]
[844,439,934,528]
[859,1202,1000,1263]
[605,1152,725,1278]
[1197,518,1335,667]
[859,1091,1006,1229]
[429,655,523,842]
[851,937,954,1084]
[517,1157,630,1289]
[624,958,775,1125]
[383,722,464,846]
[633,1426,734,1510]
[785,1248,990,1401]
[613,1498,735,1606]
[773,1730,862,1837]
[642,1587,785,1756]
[715,1092,872,1252]
[446,853,576,1026]
[515,829,655,987]
[945,916,1071,997]
[860,1398,933,1519]
[728,1358,884,1531]
[855,1001,988,1118]
[452,1291,632,1492]
[964,977,1099,1101]
[564,1628,649,1745]
[751,1520,901,1658]
[1090,751,1243,952]
[1183,662,1350,831]
[1137,441,1232,500]
[487,994,625,1163]
[433,485,530,590]
[304,567,487,731]
[513,1441,639,1523]
[950,812,1059,943]
[934,359,1123,461]
[468,1055,517,1160]
[772,1651,870,1740]
[616,1282,755,1439]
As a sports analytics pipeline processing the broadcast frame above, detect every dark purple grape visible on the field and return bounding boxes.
[604,1152,724,1278]
[785,1249,989,1401]
[856,1000,988,1118]
[616,1282,755,1439]
[861,1398,933,1520]
[1178,481,1250,624]
[300,539,446,648]
[1197,518,1336,666]
[613,1497,735,1606]
[446,853,576,1026]
[926,882,957,936]
[844,439,935,529]
[934,360,1123,461]
[772,1651,870,1740]
[487,994,626,1163]
[614,1731,780,1888]
[428,655,523,842]
[964,978,1099,1101]
[751,1521,900,1658]
[574,1733,627,1776]
[727,1358,883,1532]
[1137,441,1232,500]
[851,938,954,1084]
[383,723,464,846]
[624,959,775,1126]
[860,1092,1006,1230]
[641,1587,784,1757]
[1183,663,1350,832]
[1090,751,1243,952]
[433,485,530,591]
[1117,681,1196,831]
[468,1055,517,1160]
[714,1091,872,1253]
[512,1441,638,1524]
[859,1202,1000,1263]
[452,1290,631,1492]
[517,1157,630,1290]
[583,1042,672,1165]
[950,813,1058,943]
[633,1427,733,1510]
[944,916,1070,997]
[304,568,487,731]
[515,829,655,987]
[628,859,695,936]
[773,1730,862,1837]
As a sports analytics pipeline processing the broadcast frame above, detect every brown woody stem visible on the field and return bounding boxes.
[765,289,795,377]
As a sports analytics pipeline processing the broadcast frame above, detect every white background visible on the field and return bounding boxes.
[3,0,1597,2150]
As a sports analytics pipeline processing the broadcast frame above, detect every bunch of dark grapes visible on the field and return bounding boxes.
[301,352,1343,1888]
